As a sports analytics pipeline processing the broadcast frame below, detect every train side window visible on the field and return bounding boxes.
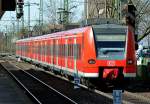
[70,44,72,58]
[69,44,71,57]
[62,44,63,57]
[77,44,81,59]
[40,43,41,55]
[65,44,67,57]
[64,44,65,57]
[44,43,46,56]
[42,44,43,55]
[53,41,55,56]
[71,44,73,58]
[72,44,74,58]
[74,44,77,59]
[44,42,47,56]
[59,44,61,57]
[42,43,44,55]
[58,44,60,56]
[61,44,62,57]
[70,44,71,57]
[40,44,42,55]
[49,45,51,55]
[68,44,70,57]
[43,43,45,55]
[62,44,64,57]
[47,43,48,56]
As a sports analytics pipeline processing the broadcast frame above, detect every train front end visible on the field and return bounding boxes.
[83,24,136,81]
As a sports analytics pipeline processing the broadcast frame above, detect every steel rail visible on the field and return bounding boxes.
[9,61,78,104]
[1,63,42,104]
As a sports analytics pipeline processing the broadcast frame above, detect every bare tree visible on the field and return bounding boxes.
[45,0,58,24]
[131,0,150,41]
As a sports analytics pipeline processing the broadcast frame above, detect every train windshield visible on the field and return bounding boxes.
[93,24,127,60]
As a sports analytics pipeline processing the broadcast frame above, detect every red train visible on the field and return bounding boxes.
[16,24,137,86]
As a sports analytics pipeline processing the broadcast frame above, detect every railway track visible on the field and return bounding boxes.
[3,57,150,104]
[1,61,113,104]
[0,62,77,104]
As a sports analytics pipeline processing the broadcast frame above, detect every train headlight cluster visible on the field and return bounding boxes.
[88,59,96,64]
[127,59,133,65]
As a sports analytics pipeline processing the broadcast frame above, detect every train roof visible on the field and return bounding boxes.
[16,26,90,43]
[16,24,127,43]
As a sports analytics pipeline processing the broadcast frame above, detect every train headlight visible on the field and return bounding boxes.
[127,59,133,65]
[88,59,96,64]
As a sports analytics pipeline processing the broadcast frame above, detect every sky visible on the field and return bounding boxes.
[0,0,41,31]
[0,0,84,32]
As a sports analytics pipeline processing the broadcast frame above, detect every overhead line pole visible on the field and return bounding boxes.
[28,1,30,37]
[39,0,43,35]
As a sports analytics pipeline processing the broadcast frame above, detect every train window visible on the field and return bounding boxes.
[65,44,67,57]
[63,44,64,57]
[78,44,81,59]
[48,45,50,55]
[58,44,60,56]
[93,25,126,60]
[60,44,64,57]
[69,44,71,57]
[74,44,77,59]
[70,44,72,57]
[72,44,73,58]
[64,44,65,57]
[51,44,53,56]
[61,44,63,57]
[68,44,70,57]
[60,44,61,56]
[70,44,71,57]
[43,43,44,56]
[40,44,42,55]
[62,44,64,57]
[45,42,47,56]
[40,43,42,55]
[42,44,43,55]
[53,41,55,56]
[55,45,58,57]
[43,44,45,55]
[42,44,44,55]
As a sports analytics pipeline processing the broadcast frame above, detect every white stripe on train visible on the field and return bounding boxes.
[17,55,136,78]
